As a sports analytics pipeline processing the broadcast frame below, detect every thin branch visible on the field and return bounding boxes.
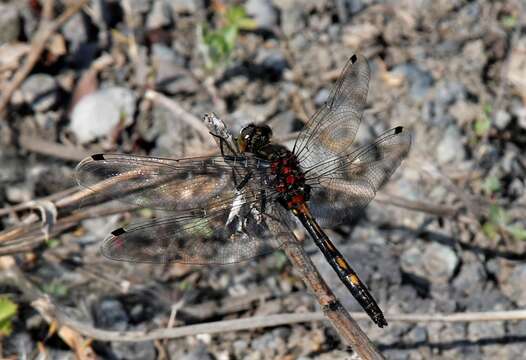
[282,242,384,359]
[0,0,89,115]
[144,90,215,146]
[18,133,92,161]
[28,295,526,343]
[374,192,458,217]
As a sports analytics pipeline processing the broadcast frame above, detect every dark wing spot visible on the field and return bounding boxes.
[91,154,105,161]
[350,54,357,63]
[394,126,403,134]
[111,228,126,236]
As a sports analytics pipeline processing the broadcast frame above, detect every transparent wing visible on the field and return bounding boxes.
[293,54,370,170]
[101,197,294,264]
[304,127,411,225]
[75,153,273,213]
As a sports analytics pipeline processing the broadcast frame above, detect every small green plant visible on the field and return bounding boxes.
[199,5,257,71]
[482,204,526,241]
[42,280,68,297]
[501,15,518,29]
[474,103,492,137]
[0,297,18,336]
[45,238,60,248]
[481,176,501,196]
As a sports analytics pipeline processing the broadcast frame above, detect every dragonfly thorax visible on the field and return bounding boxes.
[237,124,311,211]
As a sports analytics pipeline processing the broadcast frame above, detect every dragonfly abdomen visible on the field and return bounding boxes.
[293,203,388,328]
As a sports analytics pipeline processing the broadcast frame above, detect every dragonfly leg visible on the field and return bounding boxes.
[209,132,244,162]
[260,189,267,214]
[236,172,253,191]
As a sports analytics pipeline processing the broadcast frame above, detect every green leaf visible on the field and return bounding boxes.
[222,25,238,52]
[501,15,517,29]
[482,176,501,195]
[0,297,18,336]
[489,204,508,226]
[483,103,493,116]
[482,222,498,240]
[474,115,491,136]
[226,5,247,25]
[43,281,68,297]
[507,225,526,241]
[45,238,60,248]
[237,17,258,30]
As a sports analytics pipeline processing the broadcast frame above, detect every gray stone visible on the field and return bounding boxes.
[501,264,526,306]
[20,74,58,112]
[392,63,434,101]
[467,321,505,342]
[246,0,278,29]
[0,4,20,44]
[112,340,156,360]
[70,87,136,144]
[424,243,459,282]
[169,0,201,14]
[314,88,330,106]
[512,103,526,130]
[152,43,198,94]
[275,1,304,37]
[453,260,486,296]
[494,109,511,129]
[256,49,289,79]
[63,13,89,50]
[180,344,213,360]
[436,125,466,164]
[146,0,172,29]
[401,243,458,284]
[93,298,129,331]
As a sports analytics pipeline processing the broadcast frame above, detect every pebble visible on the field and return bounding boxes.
[92,298,129,331]
[0,3,20,44]
[146,0,172,29]
[246,0,278,29]
[152,43,198,94]
[169,0,201,14]
[500,263,526,306]
[400,243,458,284]
[62,13,89,50]
[436,125,466,164]
[112,339,156,360]
[256,49,289,81]
[275,1,304,37]
[70,87,136,144]
[494,109,511,129]
[20,74,58,112]
[512,103,526,130]
[314,88,330,106]
[467,321,505,342]
[180,345,214,360]
[392,63,434,101]
[452,260,486,297]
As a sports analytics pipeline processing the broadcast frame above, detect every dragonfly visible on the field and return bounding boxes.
[76,54,411,328]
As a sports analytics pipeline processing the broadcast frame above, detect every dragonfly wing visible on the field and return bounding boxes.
[101,198,291,264]
[75,153,272,212]
[293,54,370,170]
[305,127,411,224]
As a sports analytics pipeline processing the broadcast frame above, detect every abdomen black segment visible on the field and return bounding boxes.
[294,204,388,328]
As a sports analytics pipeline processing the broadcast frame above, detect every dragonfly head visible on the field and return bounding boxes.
[238,124,272,153]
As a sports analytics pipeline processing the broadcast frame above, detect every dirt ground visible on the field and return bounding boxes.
[1,0,526,359]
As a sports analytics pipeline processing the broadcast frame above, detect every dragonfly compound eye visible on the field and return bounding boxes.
[238,124,272,152]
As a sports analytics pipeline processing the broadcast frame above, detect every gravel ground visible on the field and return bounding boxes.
[1,0,526,359]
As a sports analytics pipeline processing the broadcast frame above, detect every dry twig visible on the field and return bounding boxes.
[0,0,90,115]
[144,90,215,146]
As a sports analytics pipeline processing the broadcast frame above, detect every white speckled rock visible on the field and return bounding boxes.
[70,87,136,144]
